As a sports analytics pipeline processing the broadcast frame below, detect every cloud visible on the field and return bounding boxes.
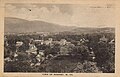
[5,4,115,27]
[71,5,115,27]
[5,4,73,26]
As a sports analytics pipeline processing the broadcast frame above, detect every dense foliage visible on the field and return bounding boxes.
[4,32,115,73]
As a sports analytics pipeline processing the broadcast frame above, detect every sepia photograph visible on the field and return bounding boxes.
[4,3,115,73]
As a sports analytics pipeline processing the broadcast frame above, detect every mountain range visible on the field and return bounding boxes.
[4,17,76,33]
[5,17,115,34]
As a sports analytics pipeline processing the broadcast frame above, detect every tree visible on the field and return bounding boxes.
[82,61,101,73]
[95,40,115,73]
[73,61,101,73]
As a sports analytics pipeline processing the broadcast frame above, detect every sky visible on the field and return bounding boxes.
[5,3,115,27]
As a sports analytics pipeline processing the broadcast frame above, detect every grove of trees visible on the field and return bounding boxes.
[4,32,115,73]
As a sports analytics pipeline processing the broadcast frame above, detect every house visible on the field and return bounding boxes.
[78,38,89,45]
[26,43,37,55]
[4,57,12,62]
[34,40,42,42]
[44,38,53,45]
[16,41,23,47]
[52,41,60,45]
[48,38,53,41]
[66,42,71,45]
[44,40,52,45]
[40,40,44,45]
[60,39,67,45]
[99,35,108,43]
[36,51,44,62]
[80,38,85,43]
[109,39,115,45]
[4,36,9,46]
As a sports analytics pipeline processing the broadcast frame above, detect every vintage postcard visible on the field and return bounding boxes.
[0,0,120,77]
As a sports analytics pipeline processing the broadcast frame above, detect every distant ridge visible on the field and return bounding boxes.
[72,27,115,33]
[5,17,115,34]
[4,17,76,33]
[59,27,115,35]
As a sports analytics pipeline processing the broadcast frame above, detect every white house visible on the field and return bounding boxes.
[26,43,37,55]
[60,39,67,45]
[16,41,23,47]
